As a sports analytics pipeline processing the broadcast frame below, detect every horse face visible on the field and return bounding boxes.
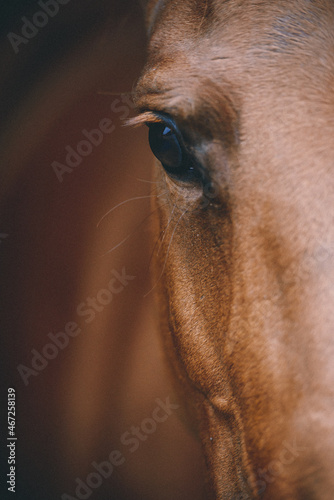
[133,1,334,498]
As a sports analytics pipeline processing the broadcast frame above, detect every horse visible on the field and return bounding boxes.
[130,0,334,498]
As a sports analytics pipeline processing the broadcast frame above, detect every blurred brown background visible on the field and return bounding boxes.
[0,2,206,499]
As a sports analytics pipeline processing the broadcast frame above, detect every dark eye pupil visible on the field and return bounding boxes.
[149,122,183,171]
[147,118,202,183]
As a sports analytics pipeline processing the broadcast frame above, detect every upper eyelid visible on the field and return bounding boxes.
[127,111,187,148]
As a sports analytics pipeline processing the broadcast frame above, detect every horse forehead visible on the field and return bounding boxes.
[148,0,333,64]
[138,0,334,123]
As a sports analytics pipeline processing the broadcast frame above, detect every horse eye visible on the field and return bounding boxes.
[147,119,200,182]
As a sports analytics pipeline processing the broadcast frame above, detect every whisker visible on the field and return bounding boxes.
[134,177,161,185]
[125,173,164,187]
[97,91,132,96]
[97,191,167,227]
[156,204,177,257]
[100,204,165,257]
[125,173,161,185]
[145,208,188,298]
[147,203,176,272]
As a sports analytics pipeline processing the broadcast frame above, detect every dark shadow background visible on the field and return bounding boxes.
[0,2,207,499]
